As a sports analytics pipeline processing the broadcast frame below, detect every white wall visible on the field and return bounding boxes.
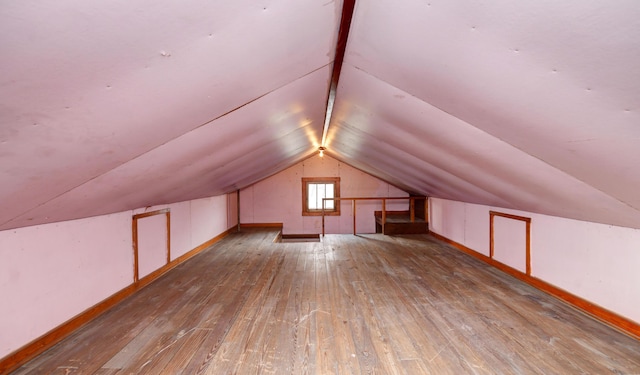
[0,193,237,359]
[240,155,409,234]
[429,197,640,324]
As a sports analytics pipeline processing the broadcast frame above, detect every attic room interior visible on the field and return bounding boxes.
[1,0,640,373]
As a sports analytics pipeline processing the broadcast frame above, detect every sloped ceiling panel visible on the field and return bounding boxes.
[330,0,640,228]
[0,0,340,230]
[3,0,640,231]
[1,67,330,230]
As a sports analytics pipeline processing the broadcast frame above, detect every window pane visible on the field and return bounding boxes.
[302,178,340,216]
[324,183,334,209]
[307,182,336,210]
[308,184,318,209]
[317,184,325,209]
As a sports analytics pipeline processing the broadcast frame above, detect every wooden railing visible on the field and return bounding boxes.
[321,196,428,236]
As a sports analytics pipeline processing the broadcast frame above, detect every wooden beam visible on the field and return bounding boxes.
[381,199,386,235]
[166,211,171,264]
[526,220,531,275]
[239,223,283,229]
[424,198,429,223]
[410,199,415,222]
[321,0,357,146]
[320,196,427,235]
[132,216,139,283]
[322,205,325,237]
[352,199,357,235]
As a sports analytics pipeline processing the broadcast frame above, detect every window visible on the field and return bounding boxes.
[302,177,340,216]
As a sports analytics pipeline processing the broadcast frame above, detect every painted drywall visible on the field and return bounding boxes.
[134,194,238,261]
[190,195,230,247]
[227,191,239,233]
[336,0,640,230]
[168,200,193,260]
[240,155,409,234]
[0,212,132,359]
[429,197,640,324]
[0,1,339,231]
[137,213,169,279]
[0,193,237,360]
[492,216,527,273]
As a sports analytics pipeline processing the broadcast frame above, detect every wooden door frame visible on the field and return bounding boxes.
[132,209,171,283]
[489,211,531,275]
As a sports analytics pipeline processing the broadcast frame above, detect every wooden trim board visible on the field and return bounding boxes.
[239,223,284,229]
[302,177,341,216]
[0,226,238,374]
[132,209,171,283]
[429,231,640,340]
[489,210,532,275]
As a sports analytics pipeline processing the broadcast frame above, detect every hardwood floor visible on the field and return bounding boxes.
[12,229,640,374]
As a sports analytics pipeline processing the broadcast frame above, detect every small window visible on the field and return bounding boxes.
[302,177,340,216]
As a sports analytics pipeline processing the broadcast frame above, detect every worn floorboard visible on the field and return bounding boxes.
[12,229,640,374]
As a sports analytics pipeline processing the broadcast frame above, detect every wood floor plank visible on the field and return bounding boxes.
[108,237,258,373]
[313,243,343,374]
[11,229,640,374]
[187,236,278,374]
[289,244,317,374]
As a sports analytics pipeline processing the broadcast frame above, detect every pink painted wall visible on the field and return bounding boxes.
[429,197,640,324]
[137,213,169,279]
[137,194,238,261]
[168,201,193,260]
[0,193,237,360]
[0,212,132,359]
[492,216,527,273]
[190,195,229,247]
[240,155,409,234]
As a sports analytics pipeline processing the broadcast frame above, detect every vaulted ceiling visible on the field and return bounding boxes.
[1,0,640,231]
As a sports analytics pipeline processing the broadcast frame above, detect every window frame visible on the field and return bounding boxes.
[302,177,341,216]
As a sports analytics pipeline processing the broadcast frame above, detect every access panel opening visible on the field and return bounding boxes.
[275,233,321,243]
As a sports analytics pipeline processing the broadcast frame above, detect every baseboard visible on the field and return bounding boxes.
[0,226,238,374]
[429,231,640,340]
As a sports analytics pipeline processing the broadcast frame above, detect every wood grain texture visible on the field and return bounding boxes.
[0,227,237,375]
[489,211,531,275]
[374,211,428,235]
[9,229,640,374]
[430,230,640,340]
[132,209,171,282]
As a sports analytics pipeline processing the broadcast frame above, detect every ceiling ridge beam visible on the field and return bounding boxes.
[321,0,356,147]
